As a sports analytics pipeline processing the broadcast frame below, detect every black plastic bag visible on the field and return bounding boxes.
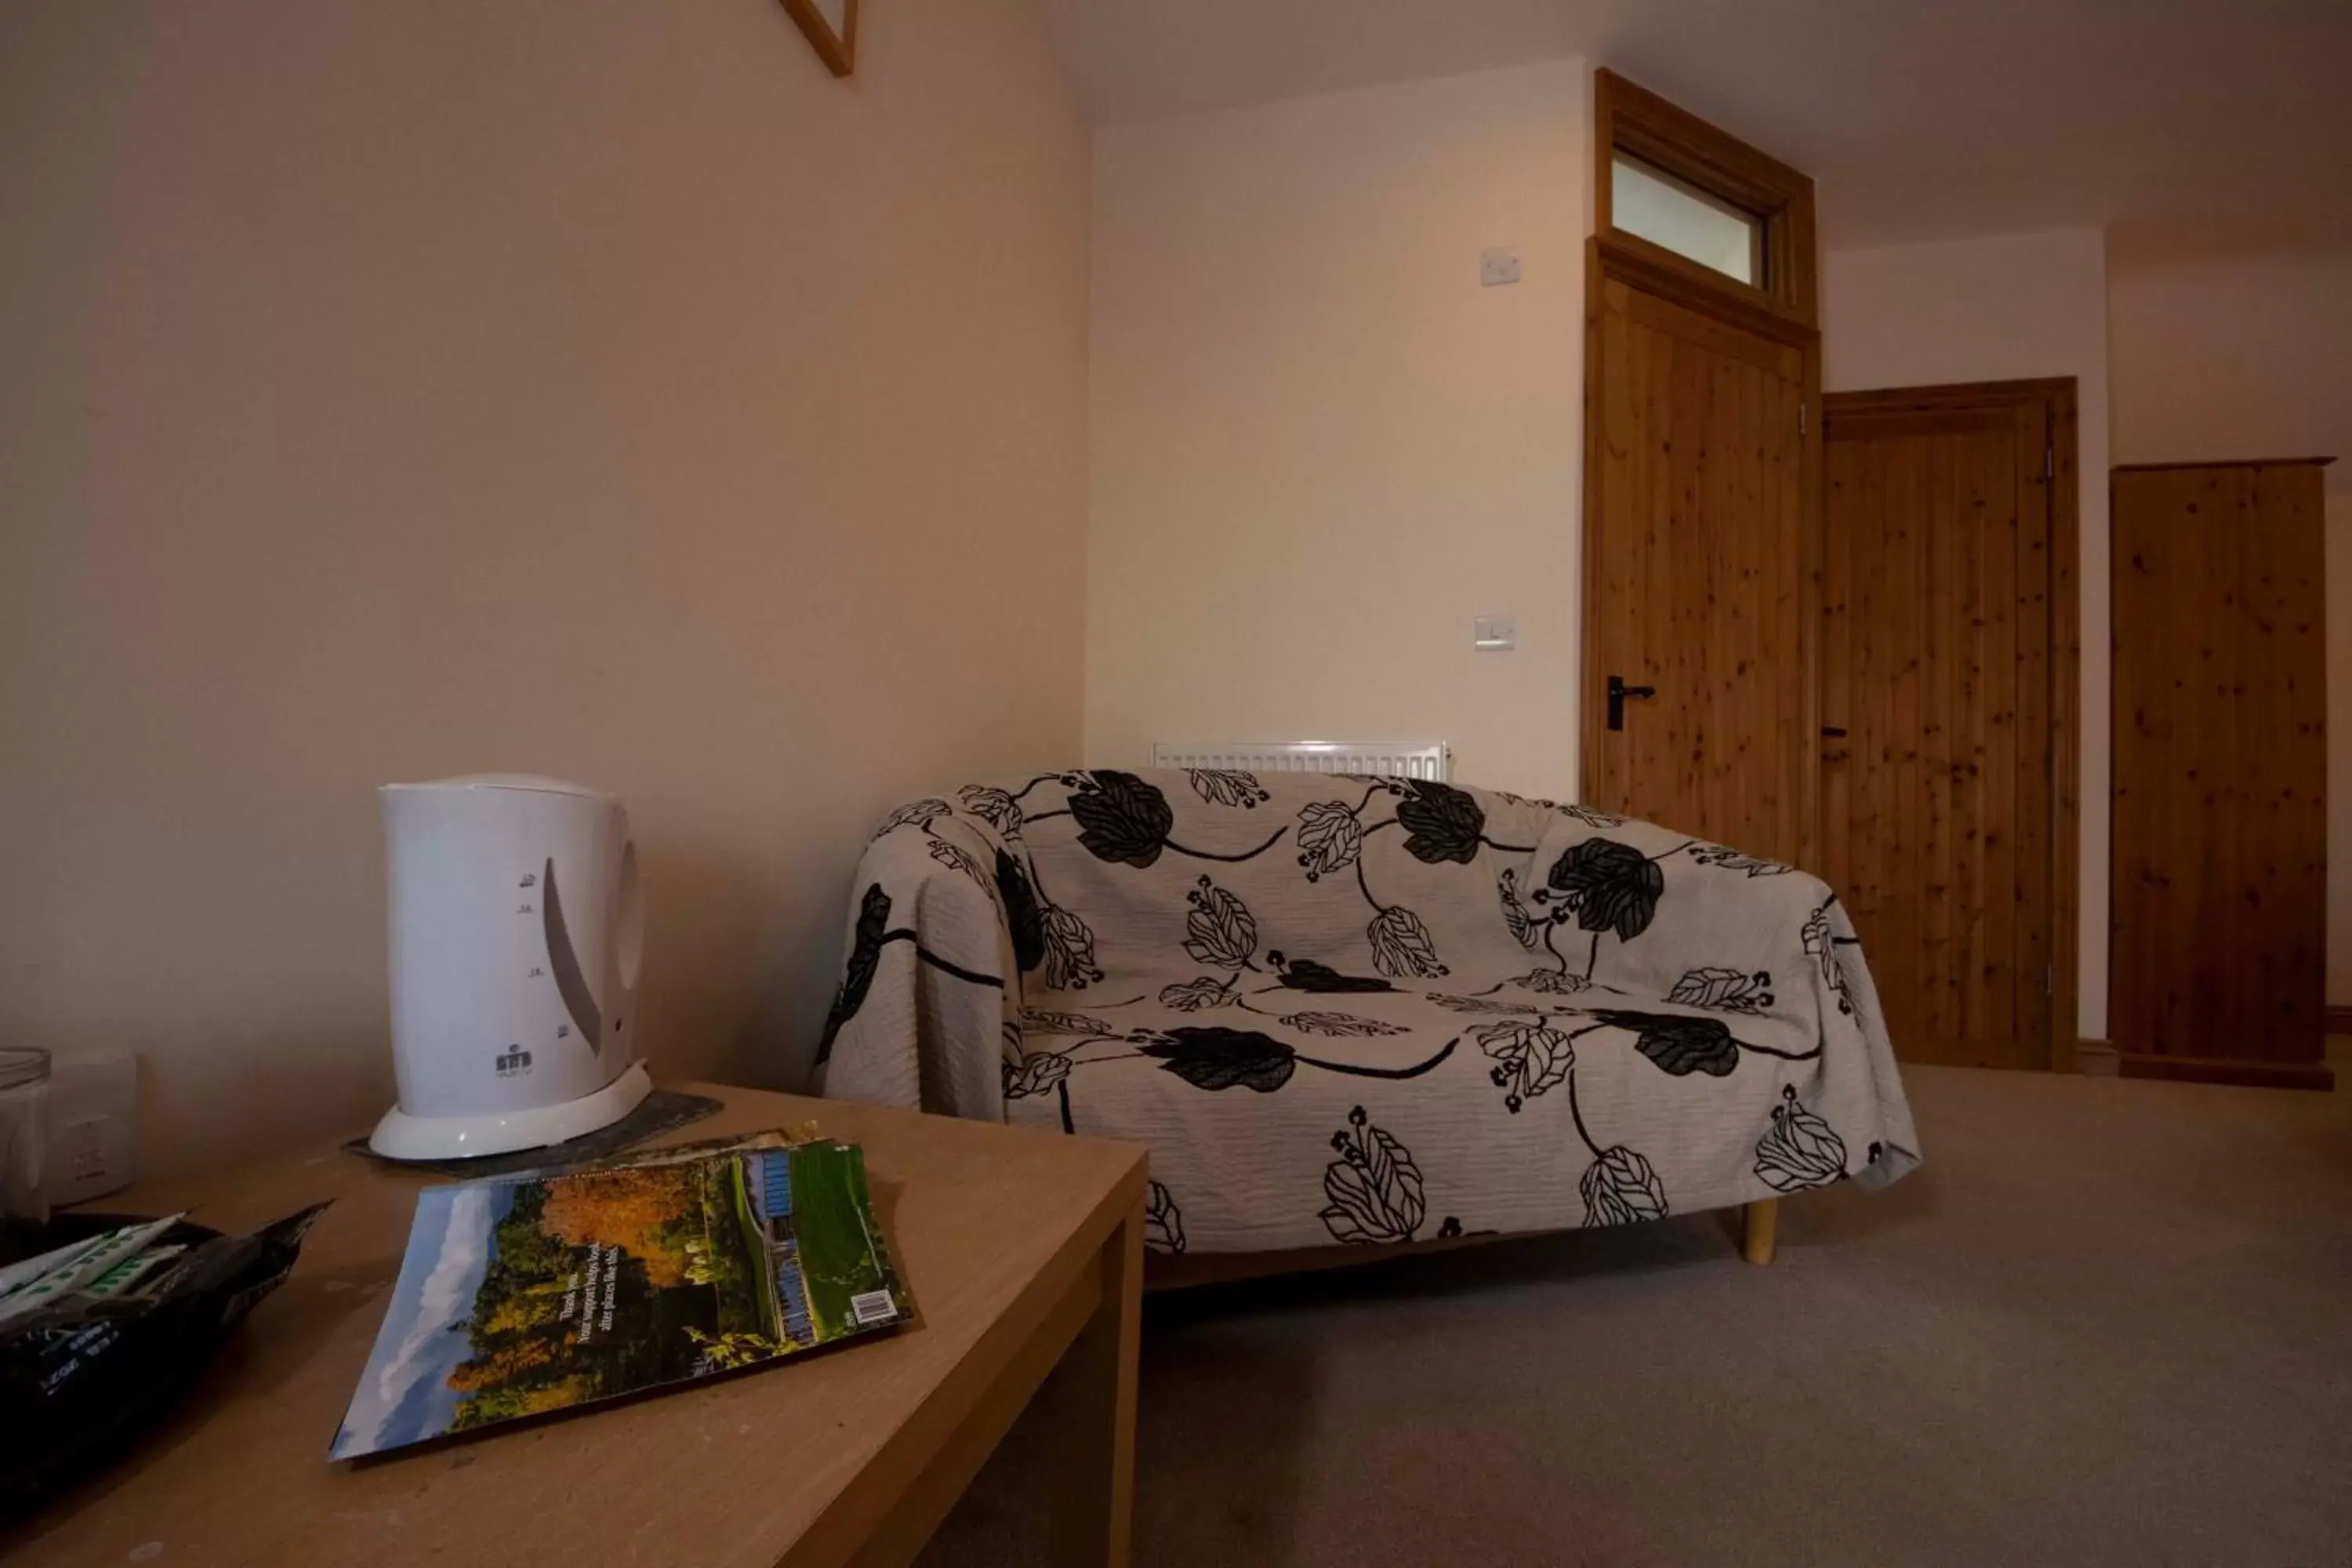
[0,1203,328,1523]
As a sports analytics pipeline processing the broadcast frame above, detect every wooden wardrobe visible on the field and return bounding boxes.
[2109,458,2332,1088]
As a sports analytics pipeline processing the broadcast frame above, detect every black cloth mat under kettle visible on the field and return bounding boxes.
[339,1088,722,1178]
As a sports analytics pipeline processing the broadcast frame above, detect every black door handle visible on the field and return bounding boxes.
[1606,674,1656,731]
[1821,726,1848,739]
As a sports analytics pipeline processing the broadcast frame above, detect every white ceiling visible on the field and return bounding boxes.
[1039,0,2352,249]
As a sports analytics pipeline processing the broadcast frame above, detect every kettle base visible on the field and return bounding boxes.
[366,1062,654,1162]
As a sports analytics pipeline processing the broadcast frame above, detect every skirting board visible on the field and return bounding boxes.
[2325,1005,2352,1036]
[2114,1053,2336,1092]
[2081,1036,2332,1091]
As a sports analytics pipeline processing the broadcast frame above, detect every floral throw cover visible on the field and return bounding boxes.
[815,769,1920,1254]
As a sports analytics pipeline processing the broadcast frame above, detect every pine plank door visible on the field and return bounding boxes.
[1820,390,2055,1069]
[2110,461,2328,1069]
[1583,277,1809,864]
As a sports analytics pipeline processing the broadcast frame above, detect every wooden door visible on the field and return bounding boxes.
[1820,387,2057,1069]
[2110,459,2328,1074]
[1582,276,1810,862]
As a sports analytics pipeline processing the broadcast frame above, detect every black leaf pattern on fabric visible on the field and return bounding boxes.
[1668,967,1776,1014]
[1832,946,1864,1025]
[1040,906,1104,990]
[1145,1180,1187,1254]
[1755,1084,1849,1192]
[816,884,892,1064]
[1319,1105,1427,1244]
[1294,800,1364,882]
[1512,970,1592,996]
[1556,803,1628,828]
[1186,769,1270,809]
[1498,868,1540,949]
[1280,1011,1410,1037]
[1018,1008,1118,1036]
[1160,976,1236,1011]
[1140,1023,1457,1091]
[1139,1027,1297,1092]
[958,784,1024,836]
[1690,843,1793,877]
[1425,991,1541,1015]
[871,798,950,840]
[1546,838,1666,941]
[927,837,992,892]
[1367,906,1447,978]
[1182,876,1258,969]
[1802,907,1834,981]
[1581,1146,1669,1227]
[1474,1020,1575,1112]
[1069,770,1175,867]
[1802,906,1853,1015]
[993,850,1045,975]
[1593,1008,1742,1077]
[1002,1052,1072,1099]
[1395,780,1486,865]
[1270,954,1395,993]
[1067,769,1283,866]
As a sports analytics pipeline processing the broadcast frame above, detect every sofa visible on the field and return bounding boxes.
[815,768,1919,1258]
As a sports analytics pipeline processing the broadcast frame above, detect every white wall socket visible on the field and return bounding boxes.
[1473,613,1517,651]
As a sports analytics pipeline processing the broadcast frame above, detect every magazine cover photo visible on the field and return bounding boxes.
[332,1139,904,1459]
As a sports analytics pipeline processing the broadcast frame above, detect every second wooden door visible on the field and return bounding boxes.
[1821,385,2058,1069]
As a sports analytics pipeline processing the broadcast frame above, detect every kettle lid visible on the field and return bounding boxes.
[380,775,615,800]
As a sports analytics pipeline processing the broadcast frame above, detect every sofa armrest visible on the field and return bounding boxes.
[813,801,1021,1117]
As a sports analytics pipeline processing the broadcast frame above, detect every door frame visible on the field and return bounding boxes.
[1580,70,1826,867]
[1592,68,1818,331]
[1820,377,2082,1073]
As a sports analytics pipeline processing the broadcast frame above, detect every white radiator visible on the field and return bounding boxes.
[1149,742,1450,782]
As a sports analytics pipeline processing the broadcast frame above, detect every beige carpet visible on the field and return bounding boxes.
[919,1055,2352,1566]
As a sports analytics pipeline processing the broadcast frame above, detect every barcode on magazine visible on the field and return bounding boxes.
[850,1290,898,1327]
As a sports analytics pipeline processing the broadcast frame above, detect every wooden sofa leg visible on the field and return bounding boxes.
[1741,1199,1779,1266]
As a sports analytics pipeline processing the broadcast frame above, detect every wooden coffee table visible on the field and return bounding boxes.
[5,1083,1148,1567]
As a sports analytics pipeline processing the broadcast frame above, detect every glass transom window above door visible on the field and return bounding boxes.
[1610,152,1765,286]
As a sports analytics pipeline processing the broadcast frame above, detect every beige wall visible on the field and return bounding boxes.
[1820,228,2114,1039]
[0,1,1091,1177]
[1085,61,1592,799]
[2107,234,2352,1005]
[2107,234,2352,466]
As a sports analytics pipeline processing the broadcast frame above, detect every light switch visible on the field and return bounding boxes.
[1479,247,1523,286]
[1474,614,1517,651]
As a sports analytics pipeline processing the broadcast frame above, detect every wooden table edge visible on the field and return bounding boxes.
[794,1153,1148,1568]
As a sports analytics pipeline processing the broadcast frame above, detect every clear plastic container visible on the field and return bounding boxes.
[0,1047,51,1224]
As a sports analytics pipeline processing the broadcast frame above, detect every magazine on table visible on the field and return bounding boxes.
[332,1133,907,1459]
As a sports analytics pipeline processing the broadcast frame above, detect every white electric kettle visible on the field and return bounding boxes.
[370,775,650,1159]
